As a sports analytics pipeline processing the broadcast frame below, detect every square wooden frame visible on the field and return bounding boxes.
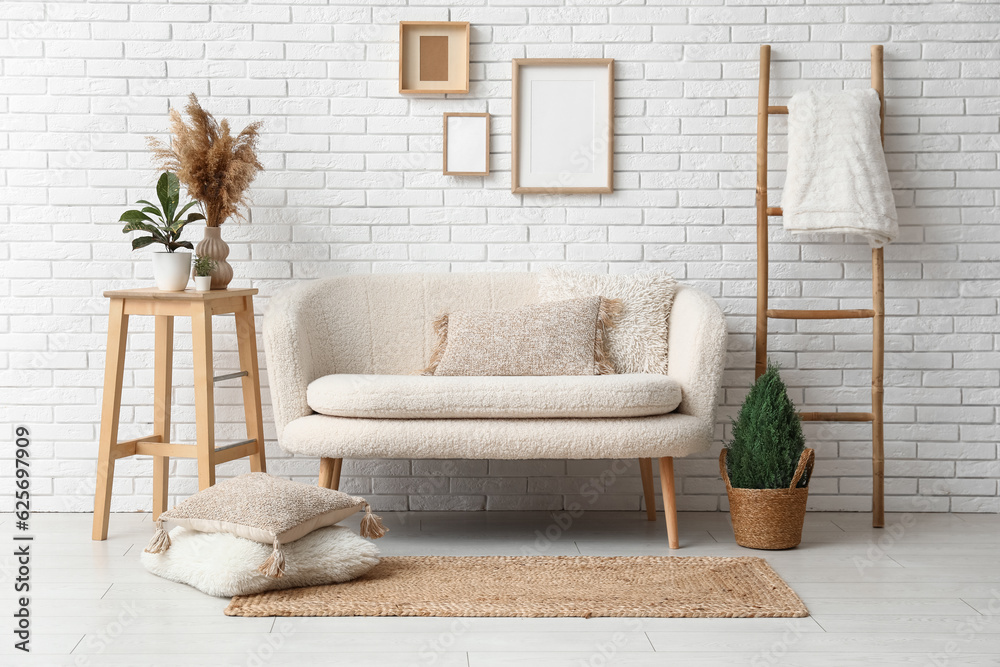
[399,22,470,95]
[443,112,490,176]
[511,58,614,195]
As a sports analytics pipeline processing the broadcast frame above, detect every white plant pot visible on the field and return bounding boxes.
[152,251,192,292]
[194,275,212,292]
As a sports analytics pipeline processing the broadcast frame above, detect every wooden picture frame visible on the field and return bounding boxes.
[399,22,470,95]
[443,112,490,176]
[511,58,614,194]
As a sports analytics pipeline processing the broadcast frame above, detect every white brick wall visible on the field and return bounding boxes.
[1,0,998,514]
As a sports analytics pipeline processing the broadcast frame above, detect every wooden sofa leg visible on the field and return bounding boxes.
[638,458,657,521]
[658,457,679,549]
[319,457,342,490]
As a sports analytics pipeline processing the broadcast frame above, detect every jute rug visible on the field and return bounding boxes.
[225,556,808,618]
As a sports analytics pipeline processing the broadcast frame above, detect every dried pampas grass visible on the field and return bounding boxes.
[148,94,263,227]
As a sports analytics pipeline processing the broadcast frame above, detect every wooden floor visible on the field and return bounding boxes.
[2,510,999,666]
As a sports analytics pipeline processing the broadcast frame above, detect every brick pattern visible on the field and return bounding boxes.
[1,2,998,514]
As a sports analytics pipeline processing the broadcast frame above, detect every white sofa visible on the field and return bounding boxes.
[262,273,728,548]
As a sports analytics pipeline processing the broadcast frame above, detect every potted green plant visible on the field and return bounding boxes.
[192,256,217,292]
[148,94,263,290]
[121,172,204,292]
[721,362,814,550]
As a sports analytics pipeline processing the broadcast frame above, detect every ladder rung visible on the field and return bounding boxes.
[213,371,248,383]
[768,105,788,115]
[215,439,255,453]
[768,309,875,320]
[766,206,783,216]
[800,412,874,422]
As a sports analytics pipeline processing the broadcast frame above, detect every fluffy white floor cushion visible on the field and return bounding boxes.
[141,525,380,597]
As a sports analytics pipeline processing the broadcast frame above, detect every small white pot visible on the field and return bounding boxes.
[194,275,212,292]
[152,251,192,292]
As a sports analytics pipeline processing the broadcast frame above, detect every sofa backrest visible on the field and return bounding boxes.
[294,272,541,377]
[265,272,727,443]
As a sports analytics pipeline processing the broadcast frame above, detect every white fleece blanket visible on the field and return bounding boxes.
[781,89,898,248]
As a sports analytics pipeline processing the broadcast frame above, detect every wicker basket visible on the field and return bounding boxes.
[720,448,815,550]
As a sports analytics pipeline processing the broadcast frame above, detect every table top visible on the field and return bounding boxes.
[103,287,258,300]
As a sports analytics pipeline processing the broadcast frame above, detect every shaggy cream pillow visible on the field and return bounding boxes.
[422,296,622,376]
[144,472,386,578]
[538,269,677,374]
[142,525,380,597]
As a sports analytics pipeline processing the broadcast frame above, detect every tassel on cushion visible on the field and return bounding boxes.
[420,314,449,376]
[360,503,388,539]
[594,297,624,375]
[144,519,171,554]
[257,537,286,579]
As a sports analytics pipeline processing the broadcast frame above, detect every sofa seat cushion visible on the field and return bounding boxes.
[281,412,708,460]
[306,373,683,420]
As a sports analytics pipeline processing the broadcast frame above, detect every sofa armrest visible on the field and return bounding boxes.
[262,282,317,444]
[665,285,729,445]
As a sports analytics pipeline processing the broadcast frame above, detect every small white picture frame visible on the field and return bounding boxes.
[512,58,614,194]
[443,112,490,176]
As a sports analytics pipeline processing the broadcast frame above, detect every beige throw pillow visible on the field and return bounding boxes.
[423,296,622,377]
[144,473,387,578]
[538,269,678,374]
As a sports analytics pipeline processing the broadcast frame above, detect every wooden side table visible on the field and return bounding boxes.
[92,287,267,541]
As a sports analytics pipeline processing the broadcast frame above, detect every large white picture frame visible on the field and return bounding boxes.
[511,58,614,194]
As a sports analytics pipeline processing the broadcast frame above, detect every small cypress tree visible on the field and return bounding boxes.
[726,362,806,489]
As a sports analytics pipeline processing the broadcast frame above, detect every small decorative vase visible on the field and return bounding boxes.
[152,252,192,292]
[195,227,233,290]
[194,275,212,292]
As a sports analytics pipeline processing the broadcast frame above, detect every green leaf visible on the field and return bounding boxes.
[168,217,190,234]
[140,206,162,217]
[167,174,180,216]
[131,236,159,250]
[119,209,154,224]
[176,200,200,219]
[185,212,205,223]
[155,173,170,212]
[136,199,159,209]
[156,172,180,223]
[169,240,194,251]
[122,220,156,234]
[122,221,168,245]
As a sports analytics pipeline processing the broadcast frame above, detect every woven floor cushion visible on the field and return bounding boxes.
[306,373,683,419]
[144,473,386,579]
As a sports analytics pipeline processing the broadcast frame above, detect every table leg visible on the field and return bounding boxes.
[235,296,267,473]
[152,315,174,519]
[92,298,129,541]
[191,303,216,490]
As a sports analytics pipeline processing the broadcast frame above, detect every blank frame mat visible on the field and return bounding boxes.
[446,115,488,174]
[516,65,611,189]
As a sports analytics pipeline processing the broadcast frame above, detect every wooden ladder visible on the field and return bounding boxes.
[755,44,886,529]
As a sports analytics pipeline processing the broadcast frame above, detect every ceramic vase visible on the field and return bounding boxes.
[152,252,192,292]
[195,227,234,290]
